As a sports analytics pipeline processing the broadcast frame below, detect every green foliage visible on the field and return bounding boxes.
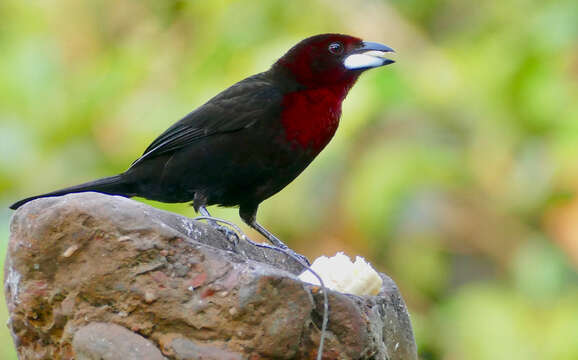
[2,1,578,359]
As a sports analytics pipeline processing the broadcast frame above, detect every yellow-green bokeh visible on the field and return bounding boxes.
[1,1,578,359]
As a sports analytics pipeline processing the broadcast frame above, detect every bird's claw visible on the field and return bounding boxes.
[242,236,310,266]
[192,215,244,249]
[214,224,240,246]
[287,250,310,267]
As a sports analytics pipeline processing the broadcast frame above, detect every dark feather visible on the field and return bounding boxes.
[130,73,283,168]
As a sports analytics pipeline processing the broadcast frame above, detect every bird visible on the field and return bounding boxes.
[10,33,395,263]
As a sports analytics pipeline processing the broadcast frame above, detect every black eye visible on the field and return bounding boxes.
[328,42,343,55]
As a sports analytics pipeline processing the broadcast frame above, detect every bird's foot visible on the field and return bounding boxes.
[214,224,241,244]
[193,214,309,266]
[285,249,311,267]
[242,237,310,266]
[192,215,244,248]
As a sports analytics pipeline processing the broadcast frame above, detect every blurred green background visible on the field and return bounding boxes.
[1,0,578,359]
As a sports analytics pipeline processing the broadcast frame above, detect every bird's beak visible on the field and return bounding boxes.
[343,41,395,70]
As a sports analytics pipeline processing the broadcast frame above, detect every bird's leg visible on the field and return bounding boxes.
[249,221,311,266]
[193,206,296,258]
[239,205,310,266]
[198,206,216,225]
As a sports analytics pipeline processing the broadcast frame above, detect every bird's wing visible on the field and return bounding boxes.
[129,74,282,168]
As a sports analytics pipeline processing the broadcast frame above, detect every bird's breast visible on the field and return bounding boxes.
[280,87,346,153]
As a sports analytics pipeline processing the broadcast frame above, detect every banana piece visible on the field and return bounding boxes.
[298,252,383,296]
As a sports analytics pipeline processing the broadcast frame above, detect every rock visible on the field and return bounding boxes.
[4,192,417,360]
[73,322,167,360]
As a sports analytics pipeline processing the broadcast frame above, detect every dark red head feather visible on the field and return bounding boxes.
[272,34,365,89]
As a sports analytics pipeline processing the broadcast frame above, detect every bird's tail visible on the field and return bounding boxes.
[9,174,136,210]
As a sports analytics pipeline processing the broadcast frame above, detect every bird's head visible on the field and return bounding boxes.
[272,34,394,89]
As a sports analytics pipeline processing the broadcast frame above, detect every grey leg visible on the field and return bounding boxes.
[239,205,310,266]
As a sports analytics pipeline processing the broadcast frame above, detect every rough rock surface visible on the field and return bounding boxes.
[4,193,417,360]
